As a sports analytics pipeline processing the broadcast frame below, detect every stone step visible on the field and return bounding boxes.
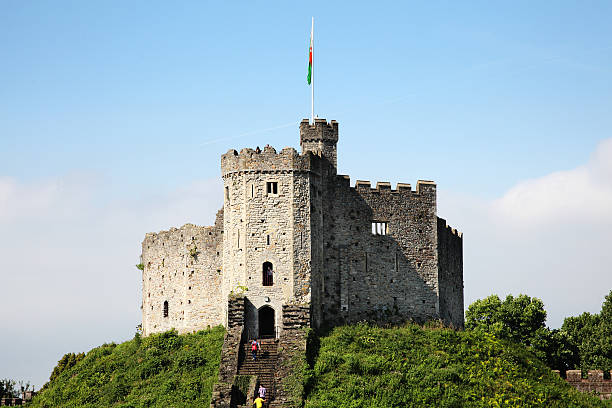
[237,340,280,405]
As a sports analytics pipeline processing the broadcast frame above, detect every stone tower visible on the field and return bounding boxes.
[140,118,463,337]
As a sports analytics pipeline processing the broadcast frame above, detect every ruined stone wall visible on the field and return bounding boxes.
[221,146,315,338]
[562,370,612,400]
[437,218,464,328]
[318,177,441,328]
[141,210,224,336]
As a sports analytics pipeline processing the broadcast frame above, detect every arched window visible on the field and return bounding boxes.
[163,301,169,318]
[262,262,273,286]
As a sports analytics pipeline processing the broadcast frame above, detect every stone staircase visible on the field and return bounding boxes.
[237,339,278,405]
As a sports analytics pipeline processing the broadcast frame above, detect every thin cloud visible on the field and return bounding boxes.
[439,137,612,329]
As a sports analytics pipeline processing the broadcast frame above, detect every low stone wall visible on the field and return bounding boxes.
[282,304,310,330]
[210,297,245,408]
[555,370,612,400]
[1,398,23,406]
[273,304,311,407]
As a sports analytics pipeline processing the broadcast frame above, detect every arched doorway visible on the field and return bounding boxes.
[258,306,275,338]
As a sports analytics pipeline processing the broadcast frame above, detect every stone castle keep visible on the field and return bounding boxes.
[141,118,464,338]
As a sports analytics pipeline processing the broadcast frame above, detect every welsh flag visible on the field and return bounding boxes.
[307,27,313,85]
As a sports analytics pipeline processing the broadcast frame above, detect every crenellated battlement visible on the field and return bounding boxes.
[221,145,316,177]
[299,118,338,143]
[141,117,464,338]
[300,118,339,170]
[558,370,612,400]
[442,222,463,238]
[350,179,435,195]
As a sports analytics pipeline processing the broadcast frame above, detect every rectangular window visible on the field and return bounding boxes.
[371,222,388,235]
[266,181,278,195]
[225,186,230,204]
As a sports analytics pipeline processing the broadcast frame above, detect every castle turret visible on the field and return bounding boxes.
[300,118,338,172]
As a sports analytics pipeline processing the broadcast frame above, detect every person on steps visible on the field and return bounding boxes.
[253,396,264,408]
[258,384,266,399]
[251,339,259,360]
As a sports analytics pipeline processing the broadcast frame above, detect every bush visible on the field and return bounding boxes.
[302,323,610,408]
[30,326,225,408]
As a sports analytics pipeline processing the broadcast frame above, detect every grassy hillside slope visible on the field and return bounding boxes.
[30,327,224,408]
[298,323,610,408]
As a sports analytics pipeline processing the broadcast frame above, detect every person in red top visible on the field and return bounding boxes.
[251,339,259,360]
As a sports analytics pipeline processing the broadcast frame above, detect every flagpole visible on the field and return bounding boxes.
[311,17,314,124]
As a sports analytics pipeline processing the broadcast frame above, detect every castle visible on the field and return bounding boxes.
[140,118,464,338]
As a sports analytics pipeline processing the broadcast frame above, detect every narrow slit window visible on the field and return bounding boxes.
[372,222,388,235]
[225,186,230,204]
[267,235,270,245]
[251,184,254,198]
[163,301,169,318]
[266,182,278,195]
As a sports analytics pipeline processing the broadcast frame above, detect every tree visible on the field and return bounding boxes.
[0,379,19,399]
[465,294,547,345]
[465,294,578,372]
[562,290,612,373]
[45,352,85,386]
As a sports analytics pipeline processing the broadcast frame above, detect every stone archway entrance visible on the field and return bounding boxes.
[258,305,275,338]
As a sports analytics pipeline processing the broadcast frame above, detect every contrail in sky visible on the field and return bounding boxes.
[198,44,612,147]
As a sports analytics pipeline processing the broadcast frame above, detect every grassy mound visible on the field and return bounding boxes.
[30,326,224,408]
[299,323,610,408]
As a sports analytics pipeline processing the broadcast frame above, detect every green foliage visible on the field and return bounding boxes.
[562,290,612,373]
[47,352,85,384]
[230,285,248,297]
[302,323,610,408]
[281,329,317,408]
[467,291,612,374]
[465,294,580,372]
[29,326,225,408]
[135,263,144,271]
[1,379,18,399]
[465,294,546,345]
[232,375,253,406]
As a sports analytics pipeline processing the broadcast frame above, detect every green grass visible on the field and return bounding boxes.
[296,323,611,408]
[30,326,224,408]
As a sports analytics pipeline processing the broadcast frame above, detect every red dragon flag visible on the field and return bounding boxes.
[307,20,313,85]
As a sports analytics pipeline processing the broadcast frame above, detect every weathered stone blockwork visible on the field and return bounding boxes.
[558,370,612,400]
[437,218,464,328]
[141,118,464,337]
[141,211,224,336]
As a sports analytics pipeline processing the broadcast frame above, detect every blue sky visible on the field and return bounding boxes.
[2,1,612,388]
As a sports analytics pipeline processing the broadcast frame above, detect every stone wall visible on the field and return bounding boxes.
[210,297,245,408]
[273,304,311,407]
[299,118,338,170]
[141,210,224,336]
[555,370,612,400]
[316,176,444,328]
[141,118,464,337]
[221,145,316,338]
[437,217,464,328]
